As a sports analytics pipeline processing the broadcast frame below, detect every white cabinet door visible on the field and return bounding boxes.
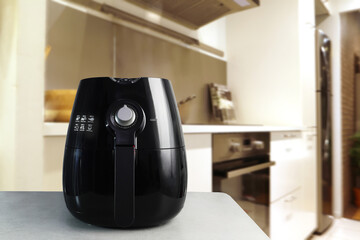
[270,130,317,240]
[298,130,317,236]
[270,131,304,202]
[184,134,212,192]
[271,188,303,240]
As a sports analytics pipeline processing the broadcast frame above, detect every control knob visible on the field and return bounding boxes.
[115,105,136,127]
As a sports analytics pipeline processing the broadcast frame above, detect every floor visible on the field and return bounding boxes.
[311,218,360,240]
[344,205,360,221]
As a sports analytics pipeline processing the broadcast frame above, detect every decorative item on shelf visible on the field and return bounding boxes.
[177,95,196,124]
[44,89,77,122]
[208,83,236,123]
[350,131,360,207]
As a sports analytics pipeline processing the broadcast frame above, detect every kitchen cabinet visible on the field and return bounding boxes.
[270,130,317,240]
[315,0,330,26]
[299,129,317,237]
[271,187,316,240]
[184,134,212,192]
[124,0,260,29]
[270,188,303,240]
[270,131,304,202]
[41,132,213,192]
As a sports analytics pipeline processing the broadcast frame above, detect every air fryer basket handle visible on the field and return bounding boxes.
[114,145,135,227]
[106,100,145,227]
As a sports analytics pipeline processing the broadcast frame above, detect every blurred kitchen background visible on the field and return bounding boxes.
[2,0,360,239]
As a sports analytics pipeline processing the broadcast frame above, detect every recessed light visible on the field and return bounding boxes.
[233,0,251,7]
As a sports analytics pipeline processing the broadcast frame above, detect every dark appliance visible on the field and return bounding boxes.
[213,132,274,235]
[63,77,187,228]
[315,30,333,233]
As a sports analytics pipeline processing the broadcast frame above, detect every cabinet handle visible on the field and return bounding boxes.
[224,161,275,178]
[285,213,293,221]
[284,195,297,203]
[283,133,298,138]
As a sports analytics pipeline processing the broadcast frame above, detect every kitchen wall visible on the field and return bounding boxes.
[0,0,228,191]
[226,0,302,126]
[41,0,228,191]
[0,0,46,191]
[0,0,17,190]
[46,0,227,124]
[198,18,226,57]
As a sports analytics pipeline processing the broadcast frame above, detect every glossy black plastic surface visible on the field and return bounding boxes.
[63,77,187,228]
[65,77,184,150]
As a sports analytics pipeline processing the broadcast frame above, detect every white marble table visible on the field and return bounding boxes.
[0,192,269,240]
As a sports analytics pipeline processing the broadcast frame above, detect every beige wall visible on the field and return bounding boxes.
[0,0,18,189]
[0,0,46,190]
[226,0,302,126]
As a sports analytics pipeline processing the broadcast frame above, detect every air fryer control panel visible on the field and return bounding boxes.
[73,114,95,133]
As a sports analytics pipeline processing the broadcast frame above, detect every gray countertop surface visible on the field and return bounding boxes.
[0,192,269,240]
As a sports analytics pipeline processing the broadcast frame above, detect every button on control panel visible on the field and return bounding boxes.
[112,78,141,84]
[73,114,95,133]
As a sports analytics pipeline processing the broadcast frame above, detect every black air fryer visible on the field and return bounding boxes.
[63,77,187,228]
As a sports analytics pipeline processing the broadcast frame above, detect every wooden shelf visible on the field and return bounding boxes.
[315,0,330,26]
[125,0,260,29]
[315,0,330,16]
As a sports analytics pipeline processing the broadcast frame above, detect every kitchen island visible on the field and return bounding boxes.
[0,192,268,240]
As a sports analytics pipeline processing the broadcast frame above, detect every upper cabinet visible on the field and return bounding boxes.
[315,0,330,26]
[124,0,260,29]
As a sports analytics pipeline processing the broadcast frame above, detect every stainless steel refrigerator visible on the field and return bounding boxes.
[315,30,333,233]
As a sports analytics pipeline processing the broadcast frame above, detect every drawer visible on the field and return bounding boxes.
[270,188,302,240]
[271,131,303,160]
[271,131,302,141]
[270,131,303,202]
[270,159,301,202]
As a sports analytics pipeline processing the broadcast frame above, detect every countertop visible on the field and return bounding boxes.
[43,122,305,136]
[0,192,269,240]
[182,124,305,134]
